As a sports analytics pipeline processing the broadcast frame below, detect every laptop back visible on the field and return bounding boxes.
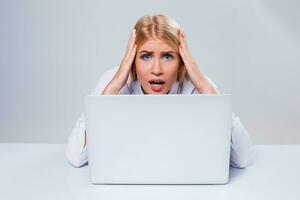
[84,94,232,184]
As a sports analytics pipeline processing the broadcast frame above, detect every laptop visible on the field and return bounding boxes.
[84,94,232,184]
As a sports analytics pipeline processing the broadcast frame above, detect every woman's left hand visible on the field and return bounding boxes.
[178,30,219,94]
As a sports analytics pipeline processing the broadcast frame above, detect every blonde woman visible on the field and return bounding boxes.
[65,14,252,168]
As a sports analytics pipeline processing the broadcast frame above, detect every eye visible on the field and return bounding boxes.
[140,54,152,61]
[163,53,173,61]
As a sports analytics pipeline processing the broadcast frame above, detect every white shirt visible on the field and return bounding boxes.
[65,67,253,168]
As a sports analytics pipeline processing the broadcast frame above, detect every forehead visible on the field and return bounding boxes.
[138,39,174,52]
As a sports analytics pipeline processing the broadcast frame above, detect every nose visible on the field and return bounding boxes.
[151,58,163,76]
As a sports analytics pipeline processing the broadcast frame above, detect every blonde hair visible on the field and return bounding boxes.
[130,14,189,93]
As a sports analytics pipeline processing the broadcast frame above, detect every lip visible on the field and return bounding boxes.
[148,78,166,92]
[148,78,166,84]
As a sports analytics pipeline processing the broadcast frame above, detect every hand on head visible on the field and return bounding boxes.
[178,29,195,69]
[101,29,137,95]
[121,29,137,71]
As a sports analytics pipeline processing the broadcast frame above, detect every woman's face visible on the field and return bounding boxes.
[134,39,181,94]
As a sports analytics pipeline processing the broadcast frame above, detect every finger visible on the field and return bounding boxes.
[128,44,137,61]
[131,44,137,63]
[124,29,136,56]
[129,29,136,47]
[124,40,137,62]
[179,45,189,64]
[179,30,194,61]
[179,34,189,60]
[180,30,189,51]
[123,44,137,67]
[127,29,136,48]
[179,44,194,68]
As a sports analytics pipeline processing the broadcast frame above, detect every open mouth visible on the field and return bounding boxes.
[149,80,165,85]
[149,79,165,92]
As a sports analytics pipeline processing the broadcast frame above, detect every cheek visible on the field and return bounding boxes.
[135,60,152,77]
[165,62,180,77]
[135,66,148,83]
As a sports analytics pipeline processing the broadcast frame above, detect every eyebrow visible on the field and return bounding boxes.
[139,50,175,54]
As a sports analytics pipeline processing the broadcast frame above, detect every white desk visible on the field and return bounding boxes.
[1,144,299,200]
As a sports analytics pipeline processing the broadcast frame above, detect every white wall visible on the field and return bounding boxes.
[0,0,299,144]
[232,0,300,144]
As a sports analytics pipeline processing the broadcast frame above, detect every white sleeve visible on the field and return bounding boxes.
[192,75,253,168]
[65,67,120,167]
[230,112,253,168]
[65,112,88,167]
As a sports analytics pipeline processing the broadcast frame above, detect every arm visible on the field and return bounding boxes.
[65,30,136,166]
[65,113,88,167]
[180,30,253,168]
[192,76,253,168]
[229,112,253,168]
[65,66,132,168]
[65,68,118,167]
[102,29,137,95]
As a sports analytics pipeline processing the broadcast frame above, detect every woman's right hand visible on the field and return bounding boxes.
[101,29,137,95]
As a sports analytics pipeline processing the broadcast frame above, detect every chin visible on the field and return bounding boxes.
[145,87,171,94]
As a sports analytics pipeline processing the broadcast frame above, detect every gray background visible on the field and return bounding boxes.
[0,0,299,144]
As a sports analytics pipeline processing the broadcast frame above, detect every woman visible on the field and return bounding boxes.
[65,14,252,168]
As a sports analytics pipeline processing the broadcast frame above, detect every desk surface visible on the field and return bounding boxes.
[0,144,299,200]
